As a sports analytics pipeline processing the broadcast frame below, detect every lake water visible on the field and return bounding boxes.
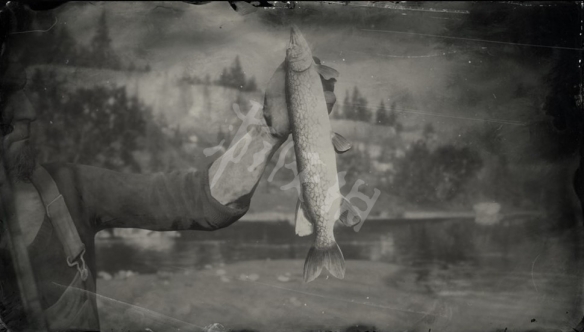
[95,217,584,331]
[96,216,583,285]
[95,218,497,273]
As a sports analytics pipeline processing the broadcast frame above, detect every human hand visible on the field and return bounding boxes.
[262,56,338,140]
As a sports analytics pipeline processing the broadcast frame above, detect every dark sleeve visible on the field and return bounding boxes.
[58,163,250,232]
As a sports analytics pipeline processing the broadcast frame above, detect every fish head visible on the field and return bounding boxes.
[286,25,313,72]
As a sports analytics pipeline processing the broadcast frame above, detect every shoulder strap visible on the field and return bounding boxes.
[29,165,89,281]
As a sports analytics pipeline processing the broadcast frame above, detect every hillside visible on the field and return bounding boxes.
[32,64,551,219]
[31,65,262,123]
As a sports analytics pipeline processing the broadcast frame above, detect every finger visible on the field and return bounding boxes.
[325,91,337,114]
[312,57,338,113]
[320,77,336,93]
[263,61,289,136]
[318,76,336,114]
[326,101,335,114]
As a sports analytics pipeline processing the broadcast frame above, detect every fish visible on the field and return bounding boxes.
[264,59,352,154]
[284,25,362,283]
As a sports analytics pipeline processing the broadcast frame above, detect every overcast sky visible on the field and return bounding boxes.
[37,1,571,141]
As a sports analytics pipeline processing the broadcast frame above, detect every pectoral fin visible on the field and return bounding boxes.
[338,197,362,227]
[331,132,352,154]
[295,199,313,237]
[316,64,340,80]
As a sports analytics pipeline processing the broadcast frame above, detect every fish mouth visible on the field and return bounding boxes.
[287,24,313,71]
[288,24,309,52]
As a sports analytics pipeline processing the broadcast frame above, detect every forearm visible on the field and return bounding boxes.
[77,99,287,231]
[209,107,285,208]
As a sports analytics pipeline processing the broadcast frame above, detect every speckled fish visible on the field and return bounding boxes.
[285,25,361,283]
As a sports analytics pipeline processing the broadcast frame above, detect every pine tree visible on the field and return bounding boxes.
[218,68,229,86]
[423,122,435,141]
[53,25,78,65]
[203,83,211,111]
[350,87,360,120]
[387,101,398,127]
[341,90,351,119]
[230,55,246,89]
[244,76,257,92]
[90,10,120,69]
[355,95,370,122]
[396,122,403,133]
[375,100,387,125]
[347,86,371,122]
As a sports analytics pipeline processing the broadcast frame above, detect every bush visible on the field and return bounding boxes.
[393,141,483,204]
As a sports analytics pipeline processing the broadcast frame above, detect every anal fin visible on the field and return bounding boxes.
[295,199,313,237]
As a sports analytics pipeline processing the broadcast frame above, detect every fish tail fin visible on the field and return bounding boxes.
[303,242,345,283]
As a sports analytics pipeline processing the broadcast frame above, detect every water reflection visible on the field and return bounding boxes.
[96,217,580,285]
[98,219,552,270]
[96,217,583,331]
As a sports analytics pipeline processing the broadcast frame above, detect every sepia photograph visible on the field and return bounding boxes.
[0,1,583,331]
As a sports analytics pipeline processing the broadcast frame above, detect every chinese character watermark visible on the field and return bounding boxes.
[205,100,380,232]
[204,100,265,189]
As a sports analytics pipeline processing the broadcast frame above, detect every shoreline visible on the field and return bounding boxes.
[96,259,577,332]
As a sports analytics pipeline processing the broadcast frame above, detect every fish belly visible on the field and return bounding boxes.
[287,66,341,247]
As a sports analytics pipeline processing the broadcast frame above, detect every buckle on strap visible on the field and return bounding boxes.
[31,166,90,283]
[45,194,63,218]
[66,249,89,281]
